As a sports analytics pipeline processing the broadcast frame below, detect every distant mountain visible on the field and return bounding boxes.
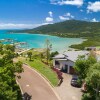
[15,20,100,38]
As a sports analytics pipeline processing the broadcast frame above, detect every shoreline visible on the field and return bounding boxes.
[5,31,90,51]
[8,31,86,50]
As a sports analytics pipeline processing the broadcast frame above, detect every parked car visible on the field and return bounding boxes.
[71,75,81,87]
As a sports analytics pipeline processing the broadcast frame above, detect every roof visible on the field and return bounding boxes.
[53,54,65,59]
[53,51,89,62]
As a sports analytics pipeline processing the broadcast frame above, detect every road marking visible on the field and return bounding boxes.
[26,84,30,87]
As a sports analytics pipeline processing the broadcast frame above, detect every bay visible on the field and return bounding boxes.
[0,30,84,52]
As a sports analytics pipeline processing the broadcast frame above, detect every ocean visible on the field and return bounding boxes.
[0,30,84,52]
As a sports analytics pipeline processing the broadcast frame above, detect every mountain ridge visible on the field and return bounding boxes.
[10,20,100,50]
[14,20,100,38]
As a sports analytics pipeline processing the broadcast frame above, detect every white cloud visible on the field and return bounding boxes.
[49,11,53,17]
[50,0,84,6]
[59,16,69,20]
[65,12,71,16]
[59,12,74,21]
[87,1,100,12]
[0,23,49,29]
[45,11,54,23]
[46,17,53,22]
[91,18,98,22]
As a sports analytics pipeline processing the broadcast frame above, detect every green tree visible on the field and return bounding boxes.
[50,51,59,60]
[27,51,32,61]
[74,55,97,79]
[4,44,15,52]
[14,61,23,73]
[0,44,22,100]
[0,82,17,100]
[84,62,100,100]
[0,43,3,53]
[45,39,52,64]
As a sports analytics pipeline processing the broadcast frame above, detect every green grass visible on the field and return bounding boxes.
[18,57,58,86]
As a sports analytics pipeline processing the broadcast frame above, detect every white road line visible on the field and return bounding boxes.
[26,84,30,87]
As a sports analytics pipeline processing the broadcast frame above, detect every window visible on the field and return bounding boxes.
[55,61,60,65]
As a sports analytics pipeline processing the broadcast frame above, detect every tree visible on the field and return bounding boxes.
[0,44,22,100]
[0,82,17,100]
[50,51,59,60]
[74,55,97,80]
[74,54,97,89]
[14,61,23,73]
[45,39,52,64]
[40,53,44,61]
[84,62,100,100]
[27,51,32,61]
[0,43,3,53]
[4,44,15,52]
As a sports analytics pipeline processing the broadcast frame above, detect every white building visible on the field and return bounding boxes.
[53,51,89,74]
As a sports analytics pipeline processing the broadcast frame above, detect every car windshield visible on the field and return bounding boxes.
[72,78,77,80]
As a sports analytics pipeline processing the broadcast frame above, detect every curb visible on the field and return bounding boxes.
[23,63,61,100]
[16,80,24,94]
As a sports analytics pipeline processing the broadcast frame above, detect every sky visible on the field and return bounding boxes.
[0,0,100,29]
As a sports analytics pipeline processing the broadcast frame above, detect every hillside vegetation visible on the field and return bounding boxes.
[11,20,100,49]
[15,20,100,38]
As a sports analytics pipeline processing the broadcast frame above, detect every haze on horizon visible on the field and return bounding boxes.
[0,0,100,29]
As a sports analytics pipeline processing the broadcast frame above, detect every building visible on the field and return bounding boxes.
[53,51,89,74]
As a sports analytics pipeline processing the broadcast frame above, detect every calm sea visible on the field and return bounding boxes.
[0,30,84,52]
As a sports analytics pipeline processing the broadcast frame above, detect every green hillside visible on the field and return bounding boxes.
[15,20,100,38]
[10,20,100,49]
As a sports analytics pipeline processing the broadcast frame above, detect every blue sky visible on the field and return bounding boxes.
[0,0,100,29]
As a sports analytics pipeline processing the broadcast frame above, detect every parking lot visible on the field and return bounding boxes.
[54,73,82,100]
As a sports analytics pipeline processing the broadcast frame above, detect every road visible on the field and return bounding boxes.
[16,64,59,100]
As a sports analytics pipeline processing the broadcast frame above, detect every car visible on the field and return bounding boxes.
[71,75,81,87]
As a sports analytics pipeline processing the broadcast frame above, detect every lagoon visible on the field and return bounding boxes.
[0,30,84,52]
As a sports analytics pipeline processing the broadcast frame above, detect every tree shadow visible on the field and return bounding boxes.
[29,59,34,61]
[22,92,32,100]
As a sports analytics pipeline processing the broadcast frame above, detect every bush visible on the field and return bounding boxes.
[82,93,92,100]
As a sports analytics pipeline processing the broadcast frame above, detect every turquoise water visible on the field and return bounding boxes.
[0,30,84,52]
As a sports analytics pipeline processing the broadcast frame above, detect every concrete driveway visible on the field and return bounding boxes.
[16,64,60,100]
[54,73,82,100]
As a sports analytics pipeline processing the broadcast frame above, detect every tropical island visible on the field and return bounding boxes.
[10,20,100,50]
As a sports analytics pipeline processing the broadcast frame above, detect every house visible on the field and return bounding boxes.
[85,46,100,51]
[85,47,96,51]
[53,51,89,74]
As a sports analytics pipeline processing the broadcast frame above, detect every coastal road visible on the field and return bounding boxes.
[16,64,59,100]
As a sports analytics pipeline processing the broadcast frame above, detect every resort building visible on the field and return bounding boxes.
[53,51,89,74]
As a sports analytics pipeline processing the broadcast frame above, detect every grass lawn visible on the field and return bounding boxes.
[18,57,59,86]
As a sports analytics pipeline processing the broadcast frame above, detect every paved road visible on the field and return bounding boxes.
[16,64,59,100]
[55,73,82,100]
